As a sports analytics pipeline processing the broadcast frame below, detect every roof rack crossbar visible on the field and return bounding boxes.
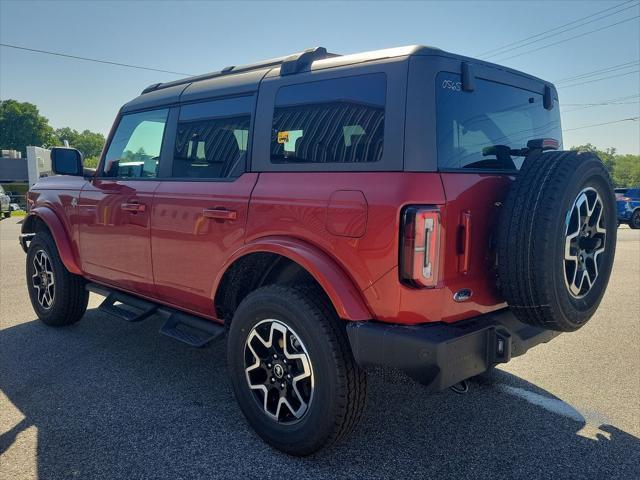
[140,47,338,95]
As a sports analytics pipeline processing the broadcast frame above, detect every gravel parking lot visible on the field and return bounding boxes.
[1,216,638,480]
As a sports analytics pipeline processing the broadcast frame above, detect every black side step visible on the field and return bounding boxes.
[87,283,158,323]
[86,283,224,347]
[159,311,225,348]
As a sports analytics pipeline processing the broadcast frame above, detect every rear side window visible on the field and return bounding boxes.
[173,96,253,179]
[271,74,386,164]
[102,109,168,178]
[436,72,561,170]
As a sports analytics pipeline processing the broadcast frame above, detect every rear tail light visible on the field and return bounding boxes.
[400,206,442,288]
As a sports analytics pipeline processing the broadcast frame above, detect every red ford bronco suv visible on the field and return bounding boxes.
[20,46,617,455]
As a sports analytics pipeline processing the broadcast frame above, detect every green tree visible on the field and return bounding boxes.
[570,143,617,173]
[0,99,57,154]
[55,127,105,159]
[612,154,640,187]
[571,143,639,187]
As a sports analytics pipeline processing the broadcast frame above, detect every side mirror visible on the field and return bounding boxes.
[51,147,84,176]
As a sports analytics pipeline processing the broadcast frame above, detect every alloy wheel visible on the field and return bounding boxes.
[32,249,55,309]
[563,187,606,298]
[244,319,314,423]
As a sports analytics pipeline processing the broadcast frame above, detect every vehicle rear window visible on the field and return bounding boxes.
[271,73,386,164]
[436,72,562,171]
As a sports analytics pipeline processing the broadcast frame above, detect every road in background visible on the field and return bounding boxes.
[1,217,639,479]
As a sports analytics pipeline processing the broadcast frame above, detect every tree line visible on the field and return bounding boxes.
[0,99,105,167]
[1,99,639,186]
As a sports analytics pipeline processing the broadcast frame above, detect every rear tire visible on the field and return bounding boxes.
[227,284,367,456]
[26,231,88,326]
[630,210,640,229]
[497,151,617,332]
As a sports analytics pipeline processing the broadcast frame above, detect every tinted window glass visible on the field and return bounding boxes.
[271,74,386,164]
[173,97,253,179]
[102,109,168,178]
[436,73,562,170]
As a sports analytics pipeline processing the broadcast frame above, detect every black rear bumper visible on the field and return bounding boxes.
[346,309,559,392]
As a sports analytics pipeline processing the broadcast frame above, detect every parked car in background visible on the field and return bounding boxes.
[20,45,618,455]
[0,185,11,218]
[616,187,640,228]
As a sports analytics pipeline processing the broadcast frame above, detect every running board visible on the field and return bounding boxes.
[98,291,158,322]
[85,283,225,347]
[158,311,225,348]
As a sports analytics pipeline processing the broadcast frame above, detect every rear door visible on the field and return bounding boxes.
[78,108,169,296]
[150,95,258,316]
[433,70,562,303]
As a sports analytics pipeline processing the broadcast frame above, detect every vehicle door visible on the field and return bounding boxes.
[150,96,258,315]
[78,108,170,297]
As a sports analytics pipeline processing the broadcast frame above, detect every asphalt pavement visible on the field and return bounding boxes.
[1,216,638,480]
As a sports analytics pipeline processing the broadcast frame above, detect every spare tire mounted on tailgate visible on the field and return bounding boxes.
[497,150,617,332]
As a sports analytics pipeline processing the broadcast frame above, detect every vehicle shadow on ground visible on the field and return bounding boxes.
[1,309,638,480]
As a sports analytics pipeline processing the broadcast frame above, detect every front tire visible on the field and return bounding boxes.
[26,231,88,326]
[630,210,640,229]
[227,284,367,456]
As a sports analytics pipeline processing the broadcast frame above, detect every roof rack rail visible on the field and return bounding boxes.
[140,47,339,95]
[280,47,334,76]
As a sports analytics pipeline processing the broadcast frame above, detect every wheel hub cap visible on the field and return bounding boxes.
[31,250,55,309]
[244,319,314,423]
[564,187,606,298]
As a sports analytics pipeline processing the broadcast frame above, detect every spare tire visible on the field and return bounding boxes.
[497,150,617,332]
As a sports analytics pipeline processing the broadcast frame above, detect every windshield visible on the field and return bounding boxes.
[436,72,562,171]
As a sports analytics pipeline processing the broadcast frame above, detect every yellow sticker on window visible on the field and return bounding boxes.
[277,131,289,144]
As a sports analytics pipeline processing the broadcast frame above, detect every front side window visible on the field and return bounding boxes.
[102,109,168,178]
[436,73,562,170]
[271,73,386,164]
[172,96,253,179]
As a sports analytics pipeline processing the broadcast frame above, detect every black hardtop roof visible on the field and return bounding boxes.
[122,45,553,113]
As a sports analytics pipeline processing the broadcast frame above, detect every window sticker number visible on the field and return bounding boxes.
[442,80,462,91]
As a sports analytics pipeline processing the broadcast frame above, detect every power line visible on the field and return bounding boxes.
[562,101,639,113]
[562,94,640,106]
[476,0,638,57]
[481,1,639,59]
[0,43,193,76]
[564,117,639,131]
[554,60,639,83]
[492,15,640,62]
[558,69,639,89]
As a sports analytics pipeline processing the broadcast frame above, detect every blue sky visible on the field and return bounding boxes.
[1,0,639,153]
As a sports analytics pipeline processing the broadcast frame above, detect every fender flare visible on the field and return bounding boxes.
[213,236,372,321]
[22,208,82,275]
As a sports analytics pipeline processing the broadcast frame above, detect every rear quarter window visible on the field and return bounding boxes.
[270,73,386,164]
[436,72,562,171]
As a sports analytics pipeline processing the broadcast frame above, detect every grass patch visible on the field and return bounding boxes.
[10,210,27,217]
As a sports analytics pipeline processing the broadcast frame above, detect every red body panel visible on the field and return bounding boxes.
[25,176,87,274]
[25,169,514,326]
[150,174,258,315]
[78,179,159,297]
